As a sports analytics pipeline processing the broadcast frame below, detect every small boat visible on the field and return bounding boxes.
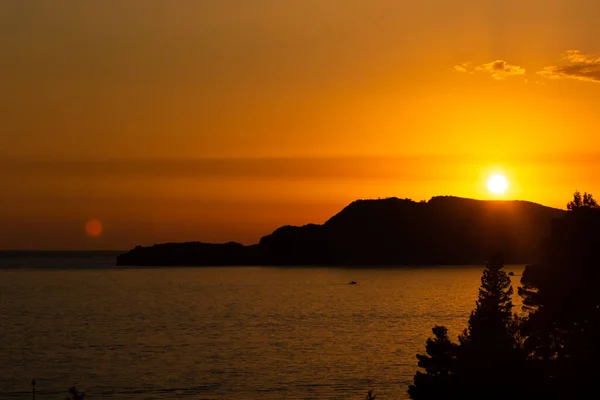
[348,281,358,285]
[508,272,515,276]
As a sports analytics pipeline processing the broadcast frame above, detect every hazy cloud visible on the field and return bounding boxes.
[0,157,461,182]
[454,60,525,79]
[3,153,598,183]
[475,60,525,79]
[453,63,471,73]
[538,50,600,83]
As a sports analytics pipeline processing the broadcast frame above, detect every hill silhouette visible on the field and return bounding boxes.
[116,196,565,266]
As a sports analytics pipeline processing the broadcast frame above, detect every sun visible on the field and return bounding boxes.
[487,174,508,195]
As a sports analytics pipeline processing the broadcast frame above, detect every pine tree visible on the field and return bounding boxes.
[409,255,525,399]
[458,254,523,397]
[460,255,515,354]
[408,325,459,399]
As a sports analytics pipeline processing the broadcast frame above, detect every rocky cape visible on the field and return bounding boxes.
[116,196,565,266]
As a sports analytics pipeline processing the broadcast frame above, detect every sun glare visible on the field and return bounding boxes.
[487,174,508,195]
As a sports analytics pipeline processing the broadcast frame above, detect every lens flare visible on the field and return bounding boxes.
[85,219,103,237]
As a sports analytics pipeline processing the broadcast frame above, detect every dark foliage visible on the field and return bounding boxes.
[520,191,600,394]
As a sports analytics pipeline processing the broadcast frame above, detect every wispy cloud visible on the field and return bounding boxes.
[475,60,525,80]
[538,50,600,83]
[0,157,461,182]
[453,63,471,73]
[454,60,525,79]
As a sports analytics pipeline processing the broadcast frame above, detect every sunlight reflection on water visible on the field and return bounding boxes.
[0,264,525,399]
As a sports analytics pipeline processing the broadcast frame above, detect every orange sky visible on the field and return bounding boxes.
[2,1,600,249]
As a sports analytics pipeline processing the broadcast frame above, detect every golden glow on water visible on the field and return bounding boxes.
[0,265,525,399]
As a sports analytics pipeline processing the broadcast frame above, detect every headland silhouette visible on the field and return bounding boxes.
[116,196,564,266]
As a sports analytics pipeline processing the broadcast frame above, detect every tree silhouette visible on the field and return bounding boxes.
[459,255,516,353]
[410,254,525,399]
[410,192,600,398]
[566,190,599,211]
[520,191,600,394]
[408,325,459,399]
[457,254,524,397]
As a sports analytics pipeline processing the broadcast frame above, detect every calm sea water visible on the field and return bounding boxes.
[0,253,525,399]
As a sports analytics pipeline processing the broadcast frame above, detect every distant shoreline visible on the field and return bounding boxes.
[0,250,125,256]
[0,250,127,255]
[0,262,529,271]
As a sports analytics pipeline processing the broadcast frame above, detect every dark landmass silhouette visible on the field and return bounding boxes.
[116,196,565,266]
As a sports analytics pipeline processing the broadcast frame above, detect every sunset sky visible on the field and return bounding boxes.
[2,1,600,250]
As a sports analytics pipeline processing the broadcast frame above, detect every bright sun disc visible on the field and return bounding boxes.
[487,174,508,194]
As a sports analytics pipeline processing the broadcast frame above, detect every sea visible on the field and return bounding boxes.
[0,252,525,399]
